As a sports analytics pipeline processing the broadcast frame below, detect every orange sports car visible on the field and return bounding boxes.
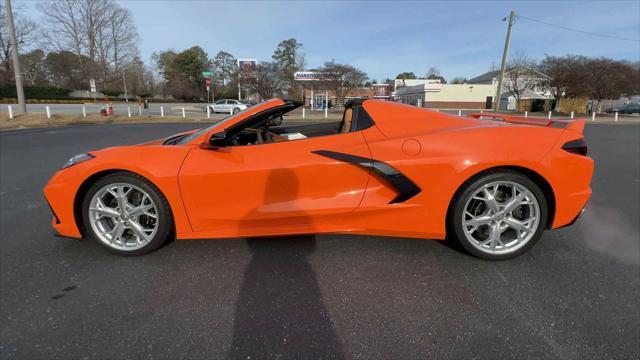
[43,98,593,259]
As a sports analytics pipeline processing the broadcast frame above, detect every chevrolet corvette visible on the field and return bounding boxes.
[44,98,593,259]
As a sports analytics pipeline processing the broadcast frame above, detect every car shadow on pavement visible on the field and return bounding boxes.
[228,168,344,359]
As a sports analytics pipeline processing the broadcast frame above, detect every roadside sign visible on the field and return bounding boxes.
[89,79,97,93]
[237,59,257,72]
[294,71,335,81]
[202,71,213,78]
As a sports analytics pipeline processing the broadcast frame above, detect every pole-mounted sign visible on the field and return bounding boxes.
[89,78,97,102]
[236,59,257,101]
[202,72,214,103]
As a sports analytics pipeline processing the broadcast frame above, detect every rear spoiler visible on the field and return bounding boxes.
[468,113,585,133]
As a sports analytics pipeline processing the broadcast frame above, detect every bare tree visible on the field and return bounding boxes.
[124,56,154,96]
[320,60,368,107]
[539,54,588,111]
[426,66,446,83]
[295,52,307,72]
[0,2,38,82]
[582,57,637,113]
[19,49,48,85]
[627,61,640,96]
[247,61,286,100]
[36,1,86,74]
[503,51,542,111]
[98,5,138,88]
[426,67,440,77]
[36,0,139,89]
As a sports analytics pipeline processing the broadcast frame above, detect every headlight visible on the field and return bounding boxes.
[61,153,95,169]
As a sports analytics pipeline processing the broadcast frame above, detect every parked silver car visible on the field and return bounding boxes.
[206,99,249,114]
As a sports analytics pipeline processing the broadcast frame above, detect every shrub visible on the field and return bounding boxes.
[0,84,73,99]
[101,90,122,97]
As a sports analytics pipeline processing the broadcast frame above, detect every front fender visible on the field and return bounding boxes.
[43,145,194,238]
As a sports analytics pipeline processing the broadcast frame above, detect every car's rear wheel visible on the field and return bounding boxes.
[81,172,174,256]
[449,171,548,260]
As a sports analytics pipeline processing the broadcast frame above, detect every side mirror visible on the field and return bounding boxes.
[201,131,227,149]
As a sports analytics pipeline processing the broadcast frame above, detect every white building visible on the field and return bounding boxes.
[394,81,496,109]
[392,66,555,111]
[393,78,441,92]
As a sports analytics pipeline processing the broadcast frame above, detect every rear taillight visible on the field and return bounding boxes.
[562,139,588,156]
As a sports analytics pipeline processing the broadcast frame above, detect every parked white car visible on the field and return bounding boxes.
[206,99,249,114]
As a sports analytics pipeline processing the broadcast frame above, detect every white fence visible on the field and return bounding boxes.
[3,103,210,120]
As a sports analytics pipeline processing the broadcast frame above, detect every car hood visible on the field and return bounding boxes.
[137,128,201,146]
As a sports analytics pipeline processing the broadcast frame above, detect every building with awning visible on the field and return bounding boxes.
[294,71,390,109]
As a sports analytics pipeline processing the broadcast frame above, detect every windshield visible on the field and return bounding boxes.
[176,102,260,144]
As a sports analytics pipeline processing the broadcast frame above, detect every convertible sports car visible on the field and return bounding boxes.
[44,98,593,259]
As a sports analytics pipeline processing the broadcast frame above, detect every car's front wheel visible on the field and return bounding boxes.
[81,172,174,255]
[233,107,241,114]
[449,170,548,260]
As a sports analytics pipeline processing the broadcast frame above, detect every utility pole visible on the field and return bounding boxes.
[122,68,128,103]
[5,0,26,113]
[237,72,241,101]
[494,10,515,113]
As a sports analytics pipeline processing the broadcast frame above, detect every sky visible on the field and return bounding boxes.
[18,0,640,82]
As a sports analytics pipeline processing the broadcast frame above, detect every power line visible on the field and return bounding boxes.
[518,15,640,43]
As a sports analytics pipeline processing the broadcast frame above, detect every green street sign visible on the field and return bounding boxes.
[202,71,213,78]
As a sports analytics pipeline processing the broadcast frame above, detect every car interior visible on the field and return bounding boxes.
[228,105,358,146]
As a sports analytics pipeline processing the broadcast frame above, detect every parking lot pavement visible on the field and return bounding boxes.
[1,123,638,359]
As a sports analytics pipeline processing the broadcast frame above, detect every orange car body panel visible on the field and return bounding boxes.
[44,99,593,242]
[178,130,372,238]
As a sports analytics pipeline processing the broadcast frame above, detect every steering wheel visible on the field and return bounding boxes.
[245,128,264,144]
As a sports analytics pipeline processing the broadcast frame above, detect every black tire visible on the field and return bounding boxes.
[448,170,548,260]
[233,107,240,114]
[81,172,174,256]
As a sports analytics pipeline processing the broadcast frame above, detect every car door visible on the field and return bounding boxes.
[178,130,372,236]
[213,100,226,112]
[222,100,233,113]
[225,100,237,113]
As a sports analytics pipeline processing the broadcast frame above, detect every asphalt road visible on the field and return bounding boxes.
[1,122,638,359]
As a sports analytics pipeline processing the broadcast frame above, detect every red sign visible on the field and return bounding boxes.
[205,78,212,86]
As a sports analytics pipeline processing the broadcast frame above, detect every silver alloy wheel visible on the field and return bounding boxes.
[461,180,540,255]
[233,107,240,114]
[88,182,158,251]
